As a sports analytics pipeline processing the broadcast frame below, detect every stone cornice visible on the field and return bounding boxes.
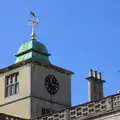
[0,59,74,76]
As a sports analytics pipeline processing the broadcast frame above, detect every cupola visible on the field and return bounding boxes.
[15,12,51,64]
[15,40,51,64]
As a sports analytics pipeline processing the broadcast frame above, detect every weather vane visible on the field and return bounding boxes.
[29,11,38,40]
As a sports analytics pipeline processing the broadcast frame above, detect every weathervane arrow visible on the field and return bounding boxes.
[30,11,37,18]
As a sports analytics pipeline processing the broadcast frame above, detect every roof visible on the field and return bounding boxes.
[0,59,74,76]
[15,40,51,64]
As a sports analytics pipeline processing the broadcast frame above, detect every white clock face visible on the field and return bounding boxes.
[45,75,59,95]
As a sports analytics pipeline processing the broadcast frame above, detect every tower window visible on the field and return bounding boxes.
[5,72,19,97]
[42,108,51,115]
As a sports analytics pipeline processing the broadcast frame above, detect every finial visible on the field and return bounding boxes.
[29,11,38,40]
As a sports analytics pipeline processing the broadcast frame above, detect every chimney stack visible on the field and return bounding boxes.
[86,69,105,102]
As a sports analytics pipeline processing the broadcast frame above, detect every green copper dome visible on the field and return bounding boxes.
[15,40,51,64]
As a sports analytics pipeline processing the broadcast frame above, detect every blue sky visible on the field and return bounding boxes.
[0,0,120,106]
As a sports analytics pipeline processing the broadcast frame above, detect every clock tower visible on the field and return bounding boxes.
[0,13,74,119]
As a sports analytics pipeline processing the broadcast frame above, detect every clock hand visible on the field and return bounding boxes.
[48,76,53,84]
[51,83,58,87]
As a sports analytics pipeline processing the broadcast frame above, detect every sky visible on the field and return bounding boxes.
[0,0,120,106]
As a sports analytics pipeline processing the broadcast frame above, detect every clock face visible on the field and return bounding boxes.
[45,75,59,95]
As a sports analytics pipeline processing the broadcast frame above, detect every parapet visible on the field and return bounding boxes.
[34,93,120,120]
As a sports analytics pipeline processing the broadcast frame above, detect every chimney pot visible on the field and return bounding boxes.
[98,72,102,80]
[93,71,97,78]
[89,69,93,77]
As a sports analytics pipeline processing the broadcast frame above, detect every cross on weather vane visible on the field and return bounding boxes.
[29,11,38,40]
